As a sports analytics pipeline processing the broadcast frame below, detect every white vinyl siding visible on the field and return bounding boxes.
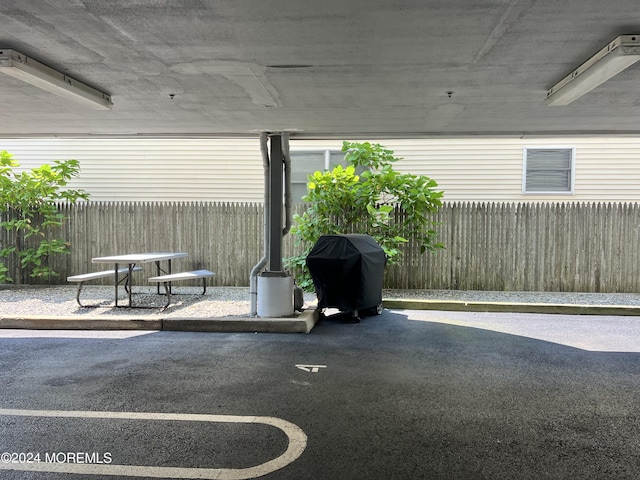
[1,138,265,202]
[523,147,575,195]
[3,136,640,203]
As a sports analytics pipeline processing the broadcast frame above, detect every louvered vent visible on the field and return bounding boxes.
[525,148,573,193]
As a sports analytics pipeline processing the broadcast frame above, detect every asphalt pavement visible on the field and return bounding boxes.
[2,307,640,479]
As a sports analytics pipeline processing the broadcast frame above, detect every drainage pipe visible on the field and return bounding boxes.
[250,132,270,316]
[281,132,293,237]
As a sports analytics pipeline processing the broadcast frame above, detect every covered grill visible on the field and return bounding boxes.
[306,234,386,320]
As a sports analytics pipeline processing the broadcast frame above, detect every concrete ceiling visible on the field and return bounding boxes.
[1,0,640,138]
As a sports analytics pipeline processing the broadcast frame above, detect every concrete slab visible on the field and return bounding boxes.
[2,288,639,334]
[163,309,319,334]
[0,316,161,331]
[383,298,640,316]
[0,309,319,334]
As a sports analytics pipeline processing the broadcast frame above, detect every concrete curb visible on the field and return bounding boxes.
[2,299,640,334]
[162,309,319,333]
[0,309,320,333]
[0,316,162,330]
[383,299,640,316]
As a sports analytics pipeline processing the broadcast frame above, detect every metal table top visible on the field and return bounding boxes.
[92,252,188,264]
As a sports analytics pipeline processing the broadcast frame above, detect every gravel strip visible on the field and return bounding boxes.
[2,286,640,319]
[0,286,317,318]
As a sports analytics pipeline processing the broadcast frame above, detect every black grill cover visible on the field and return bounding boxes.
[306,234,386,312]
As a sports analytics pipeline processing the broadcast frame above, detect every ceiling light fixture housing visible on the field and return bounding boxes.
[0,49,113,110]
[546,34,640,106]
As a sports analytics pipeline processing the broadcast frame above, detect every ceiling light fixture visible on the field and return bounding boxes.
[0,49,112,110]
[546,34,640,106]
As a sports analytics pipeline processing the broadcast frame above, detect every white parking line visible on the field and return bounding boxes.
[0,408,307,479]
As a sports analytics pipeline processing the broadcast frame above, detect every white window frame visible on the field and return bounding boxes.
[290,148,343,169]
[522,146,575,195]
[290,148,345,202]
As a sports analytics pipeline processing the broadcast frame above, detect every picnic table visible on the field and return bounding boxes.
[68,252,215,309]
[91,252,189,307]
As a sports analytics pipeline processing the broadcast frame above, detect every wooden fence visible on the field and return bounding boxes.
[385,202,640,292]
[2,201,640,292]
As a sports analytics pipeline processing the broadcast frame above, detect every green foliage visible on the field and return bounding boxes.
[287,141,444,291]
[0,150,89,283]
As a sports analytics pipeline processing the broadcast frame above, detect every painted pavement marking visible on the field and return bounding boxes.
[0,408,307,479]
[295,364,326,373]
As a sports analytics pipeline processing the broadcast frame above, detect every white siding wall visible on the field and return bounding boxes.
[1,138,265,202]
[290,137,640,202]
[3,136,640,202]
[392,137,640,202]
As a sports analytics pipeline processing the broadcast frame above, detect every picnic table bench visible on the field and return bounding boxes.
[148,269,215,307]
[67,267,143,307]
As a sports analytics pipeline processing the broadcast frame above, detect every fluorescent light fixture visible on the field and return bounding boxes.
[0,49,112,110]
[546,34,640,106]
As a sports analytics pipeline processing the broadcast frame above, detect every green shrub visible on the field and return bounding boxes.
[286,141,444,291]
[0,150,89,283]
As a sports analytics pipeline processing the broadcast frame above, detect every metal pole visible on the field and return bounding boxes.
[268,134,284,272]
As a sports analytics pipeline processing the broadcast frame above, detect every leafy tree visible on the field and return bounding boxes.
[287,141,444,291]
[0,150,89,284]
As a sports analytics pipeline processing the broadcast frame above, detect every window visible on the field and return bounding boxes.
[290,149,346,202]
[523,147,575,194]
